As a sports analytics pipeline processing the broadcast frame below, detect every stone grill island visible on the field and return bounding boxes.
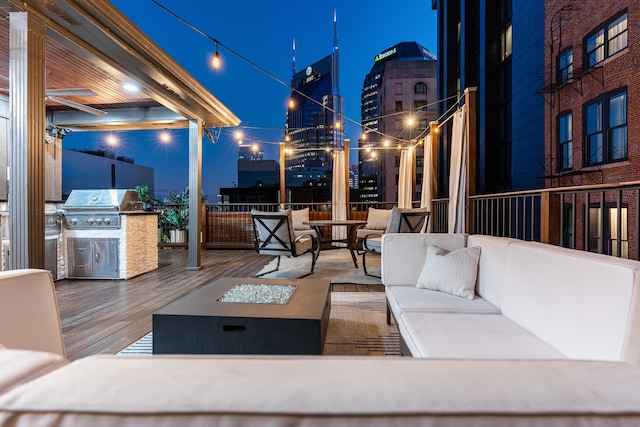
[62,189,158,280]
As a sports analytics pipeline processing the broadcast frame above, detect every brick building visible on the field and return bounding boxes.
[542,0,637,256]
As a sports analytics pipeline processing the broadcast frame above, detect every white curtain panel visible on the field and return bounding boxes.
[398,147,414,209]
[420,134,434,232]
[448,106,467,233]
[332,149,347,241]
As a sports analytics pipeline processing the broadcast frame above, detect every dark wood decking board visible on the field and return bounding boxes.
[55,249,383,360]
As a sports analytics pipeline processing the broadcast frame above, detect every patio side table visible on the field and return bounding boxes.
[303,220,366,268]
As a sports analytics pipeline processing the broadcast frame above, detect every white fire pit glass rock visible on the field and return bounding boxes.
[217,284,298,304]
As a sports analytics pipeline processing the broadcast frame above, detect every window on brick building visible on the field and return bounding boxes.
[394,119,403,131]
[558,112,572,171]
[585,11,627,68]
[414,82,427,94]
[584,89,627,166]
[558,49,573,84]
[414,100,428,112]
[588,204,628,258]
[395,101,403,112]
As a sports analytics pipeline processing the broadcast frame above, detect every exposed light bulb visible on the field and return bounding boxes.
[212,44,221,69]
[288,98,295,109]
[160,130,170,143]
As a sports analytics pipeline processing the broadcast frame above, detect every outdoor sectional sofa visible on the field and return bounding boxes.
[1,236,640,426]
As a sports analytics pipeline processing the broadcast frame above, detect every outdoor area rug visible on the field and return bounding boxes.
[119,292,399,356]
[255,249,382,285]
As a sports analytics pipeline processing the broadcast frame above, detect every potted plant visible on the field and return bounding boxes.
[156,186,209,244]
[165,208,188,243]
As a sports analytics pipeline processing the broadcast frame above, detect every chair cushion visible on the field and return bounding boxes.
[416,245,481,299]
[365,207,391,230]
[363,236,382,253]
[252,210,296,253]
[356,228,384,239]
[291,208,311,230]
[293,236,313,255]
[386,207,430,233]
[385,207,402,233]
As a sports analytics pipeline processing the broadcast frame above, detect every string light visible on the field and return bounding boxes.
[106,134,118,145]
[151,0,459,146]
[212,43,221,69]
[160,130,171,143]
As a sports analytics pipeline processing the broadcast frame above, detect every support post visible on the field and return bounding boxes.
[186,119,203,271]
[540,190,561,245]
[279,142,286,209]
[464,87,477,235]
[345,138,350,217]
[429,121,438,200]
[9,12,46,269]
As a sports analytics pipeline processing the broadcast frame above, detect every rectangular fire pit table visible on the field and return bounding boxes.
[152,277,331,355]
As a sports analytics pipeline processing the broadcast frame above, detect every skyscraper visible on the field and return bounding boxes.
[360,42,437,202]
[284,12,344,199]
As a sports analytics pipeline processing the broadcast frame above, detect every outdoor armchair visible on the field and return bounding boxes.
[355,207,392,245]
[362,207,430,277]
[251,209,317,278]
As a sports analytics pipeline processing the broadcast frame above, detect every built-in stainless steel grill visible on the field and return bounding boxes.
[63,189,144,279]
[62,189,142,229]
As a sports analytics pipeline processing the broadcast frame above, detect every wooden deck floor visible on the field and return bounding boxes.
[55,248,383,361]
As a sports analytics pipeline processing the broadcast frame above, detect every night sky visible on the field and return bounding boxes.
[62,0,437,200]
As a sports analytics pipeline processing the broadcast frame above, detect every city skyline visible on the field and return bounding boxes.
[62,1,437,199]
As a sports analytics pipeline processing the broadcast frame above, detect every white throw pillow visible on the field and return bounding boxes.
[366,207,391,230]
[416,245,481,299]
[291,208,311,230]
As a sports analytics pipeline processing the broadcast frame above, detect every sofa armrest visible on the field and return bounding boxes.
[381,233,468,286]
[0,349,67,395]
[0,269,65,358]
[2,356,640,426]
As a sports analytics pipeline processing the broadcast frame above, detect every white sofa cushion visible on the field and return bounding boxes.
[502,241,640,363]
[467,235,518,307]
[416,245,481,299]
[381,233,468,286]
[386,285,500,316]
[399,312,567,359]
[0,349,67,395]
